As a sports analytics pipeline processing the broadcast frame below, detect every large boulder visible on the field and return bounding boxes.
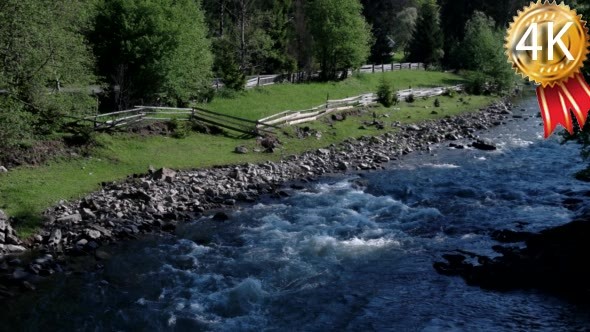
[152,168,177,182]
[471,139,497,151]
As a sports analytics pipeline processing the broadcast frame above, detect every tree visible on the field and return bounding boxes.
[307,0,373,80]
[461,12,514,93]
[406,0,444,67]
[90,0,213,108]
[392,7,418,54]
[361,0,417,63]
[0,0,96,143]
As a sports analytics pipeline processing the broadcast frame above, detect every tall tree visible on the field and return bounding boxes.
[361,0,416,64]
[392,7,418,54]
[406,0,444,67]
[0,0,96,145]
[460,11,514,93]
[307,0,372,80]
[90,0,213,108]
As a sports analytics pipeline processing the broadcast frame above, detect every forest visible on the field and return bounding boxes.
[0,0,588,161]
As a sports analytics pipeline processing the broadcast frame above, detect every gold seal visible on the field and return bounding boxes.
[505,1,590,87]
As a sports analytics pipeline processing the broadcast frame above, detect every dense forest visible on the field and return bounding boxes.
[1,0,588,160]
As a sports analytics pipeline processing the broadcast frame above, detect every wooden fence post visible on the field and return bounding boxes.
[257,76,261,86]
[382,64,385,72]
[372,64,375,73]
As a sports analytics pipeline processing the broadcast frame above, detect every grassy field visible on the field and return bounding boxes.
[201,70,463,120]
[0,71,496,236]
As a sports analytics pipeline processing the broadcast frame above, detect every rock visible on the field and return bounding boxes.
[337,161,349,171]
[76,239,88,247]
[57,213,82,224]
[21,281,36,291]
[152,168,177,182]
[0,166,7,173]
[0,209,7,221]
[81,208,96,219]
[95,250,111,261]
[234,146,249,154]
[11,268,29,281]
[471,140,497,151]
[407,125,421,131]
[49,229,62,246]
[212,212,229,222]
[4,245,26,253]
[85,229,101,240]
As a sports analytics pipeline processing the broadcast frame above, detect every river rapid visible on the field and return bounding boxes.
[4,95,590,331]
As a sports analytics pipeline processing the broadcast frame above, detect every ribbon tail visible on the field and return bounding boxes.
[537,85,573,138]
[538,73,590,138]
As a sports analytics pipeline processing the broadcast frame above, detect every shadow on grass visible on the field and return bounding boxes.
[11,208,43,238]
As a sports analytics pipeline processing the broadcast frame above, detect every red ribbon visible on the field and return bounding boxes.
[537,73,590,138]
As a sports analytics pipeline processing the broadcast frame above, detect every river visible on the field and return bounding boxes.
[4,95,590,331]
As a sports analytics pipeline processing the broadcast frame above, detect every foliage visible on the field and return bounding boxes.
[213,37,247,91]
[460,12,514,94]
[405,94,416,103]
[377,77,396,107]
[0,0,97,138]
[434,98,440,107]
[406,0,444,67]
[307,0,373,80]
[392,7,419,53]
[90,0,213,108]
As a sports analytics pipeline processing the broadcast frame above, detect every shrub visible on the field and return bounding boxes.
[167,118,189,139]
[434,98,440,107]
[405,94,416,103]
[377,78,395,107]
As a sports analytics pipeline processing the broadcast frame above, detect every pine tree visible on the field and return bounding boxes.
[406,0,444,67]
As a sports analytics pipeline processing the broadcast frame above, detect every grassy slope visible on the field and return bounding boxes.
[201,70,463,120]
[0,70,495,236]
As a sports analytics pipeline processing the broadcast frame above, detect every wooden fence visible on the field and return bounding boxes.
[87,106,276,136]
[257,85,462,127]
[214,62,424,90]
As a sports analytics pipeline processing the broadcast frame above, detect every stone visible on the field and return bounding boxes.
[57,213,82,224]
[152,168,177,182]
[81,208,96,219]
[0,166,7,173]
[76,239,88,247]
[471,140,497,151]
[4,245,26,253]
[85,229,101,240]
[212,212,229,222]
[235,146,249,154]
[49,229,62,245]
[21,281,36,291]
[95,250,111,261]
[0,209,7,221]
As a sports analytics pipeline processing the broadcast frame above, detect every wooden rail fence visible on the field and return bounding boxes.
[214,62,424,90]
[86,106,277,136]
[257,85,462,127]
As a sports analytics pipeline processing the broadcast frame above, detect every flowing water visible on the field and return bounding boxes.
[4,95,590,331]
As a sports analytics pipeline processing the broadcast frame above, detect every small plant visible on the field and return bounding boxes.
[442,88,455,98]
[434,98,440,107]
[167,118,189,139]
[377,77,395,107]
[405,93,415,103]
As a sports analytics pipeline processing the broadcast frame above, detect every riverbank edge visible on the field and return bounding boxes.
[0,98,516,300]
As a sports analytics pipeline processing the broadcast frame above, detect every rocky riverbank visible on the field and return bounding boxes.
[0,100,519,300]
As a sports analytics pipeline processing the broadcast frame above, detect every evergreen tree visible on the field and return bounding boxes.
[307,0,373,80]
[90,0,213,108]
[406,0,444,67]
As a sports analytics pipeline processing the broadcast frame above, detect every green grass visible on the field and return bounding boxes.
[0,71,495,237]
[201,70,464,120]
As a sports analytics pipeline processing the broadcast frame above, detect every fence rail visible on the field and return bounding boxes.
[85,106,276,136]
[257,85,462,128]
[213,62,424,90]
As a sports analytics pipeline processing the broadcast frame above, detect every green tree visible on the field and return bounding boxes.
[90,0,213,108]
[392,7,418,54]
[406,0,444,67]
[307,0,373,80]
[0,0,96,143]
[461,11,514,93]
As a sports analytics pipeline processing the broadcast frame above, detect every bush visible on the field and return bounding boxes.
[377,78,396,107]
[405,94,415,103]
[434,98,440,107]
[465,71,489,95]
[167,118,189,139]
